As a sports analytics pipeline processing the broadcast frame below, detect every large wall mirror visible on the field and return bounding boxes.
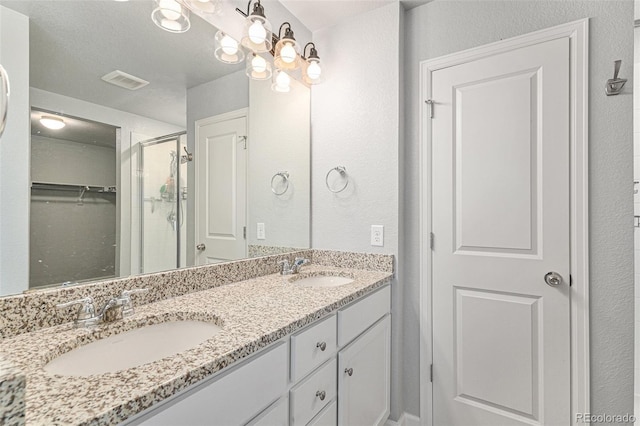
[0,0,311,296]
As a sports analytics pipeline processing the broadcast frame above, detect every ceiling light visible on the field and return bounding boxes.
[40,116,65,130]
[274,23,300,71]
[214,31,245,64]
[302,43,323,84]
[246,53,272,80]
[236,0,272,53]
[271,69,290,93]
[152,0,191,34]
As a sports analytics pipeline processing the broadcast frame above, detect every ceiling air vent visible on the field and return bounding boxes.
[101,70,149,91]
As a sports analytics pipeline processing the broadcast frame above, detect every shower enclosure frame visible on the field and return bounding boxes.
[138,131,186,273]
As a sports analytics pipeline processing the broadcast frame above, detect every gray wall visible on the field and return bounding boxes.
[311,2,404,419]
[403,0,634,420]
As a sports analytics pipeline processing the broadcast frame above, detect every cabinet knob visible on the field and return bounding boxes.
[315,390,326,401]
[345,367,353,376]
[316,341,327,351]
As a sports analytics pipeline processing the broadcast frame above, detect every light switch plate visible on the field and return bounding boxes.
[371,225,384,247]
[257,223,265,240]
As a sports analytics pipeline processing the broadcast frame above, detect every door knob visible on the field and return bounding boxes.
[544,272,563,287]
[196,243,206,251]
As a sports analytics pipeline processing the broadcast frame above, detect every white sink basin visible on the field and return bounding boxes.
[44,320,222,376]
[292,275,354,288]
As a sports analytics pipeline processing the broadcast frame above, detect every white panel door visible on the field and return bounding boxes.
[196,115,247,264]
[431,38,570,425]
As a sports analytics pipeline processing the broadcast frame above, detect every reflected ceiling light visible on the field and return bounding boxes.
[274,23,300,71]
[236,0,272,53]
[152,0,191,33]
[40,116,65,130]
[302,42,323,84]
[246,53,272,80]
[271,69,291,93]
[214,31,245,64]
[184,0,220,14]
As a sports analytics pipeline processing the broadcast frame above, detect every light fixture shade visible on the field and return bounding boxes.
[240,2,272,52]
[274,38,300,71]
[152,0,191,33]
[214,31,245,64]
[183,0,220,15]
[246,53,272,80]
[271,69,291,93]
[40,116,65,130]
[303,58,323,84]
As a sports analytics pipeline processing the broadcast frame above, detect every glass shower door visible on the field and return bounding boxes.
[139,132,188,274]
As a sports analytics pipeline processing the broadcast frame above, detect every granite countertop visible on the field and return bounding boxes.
[0,265,392,425]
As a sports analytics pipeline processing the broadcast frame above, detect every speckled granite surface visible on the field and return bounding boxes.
[248,245,303,257]
[0,259,392,425]
[0,356,25,426]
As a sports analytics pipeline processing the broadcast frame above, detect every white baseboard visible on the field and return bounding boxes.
[385,413,421,426]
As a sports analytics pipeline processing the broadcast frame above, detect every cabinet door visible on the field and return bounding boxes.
[338,315,390,426]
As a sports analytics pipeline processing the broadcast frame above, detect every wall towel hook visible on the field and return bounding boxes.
[605,60,627,96]
[325,166,349,193]
[271,171,290,195]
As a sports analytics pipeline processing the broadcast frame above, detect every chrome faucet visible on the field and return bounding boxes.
[278,257,310,275]
[56,288,149,328]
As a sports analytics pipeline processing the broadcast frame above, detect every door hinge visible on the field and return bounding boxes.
[569,274,573,287]
[243,226,247,239]
[425,99,434,119]
[239,136,247,149]
[430,232,434,250]
[430,364,433,382]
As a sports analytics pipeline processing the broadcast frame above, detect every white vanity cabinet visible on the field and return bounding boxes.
[123,284,390,426]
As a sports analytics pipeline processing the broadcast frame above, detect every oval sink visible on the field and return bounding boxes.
[44,320,222,376]
[291,274,354,288]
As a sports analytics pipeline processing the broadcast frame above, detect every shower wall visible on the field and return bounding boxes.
[30,134,116,288]
[140,135,187,274]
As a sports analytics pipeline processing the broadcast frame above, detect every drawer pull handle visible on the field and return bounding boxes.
[316,341,327,351]
[345,367,353,376]
[316,390,326,401]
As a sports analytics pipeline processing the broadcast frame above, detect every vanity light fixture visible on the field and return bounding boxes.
[214,31,244,64]
[151,0,191,34]
[236,0,272,53]
[246,53,272,80]
[302,42,322,84]
[273,23,300,71]
[40,116,65,130]
[271,69,291,93]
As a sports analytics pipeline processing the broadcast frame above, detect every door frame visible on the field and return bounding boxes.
[194,108,249,262]
[418,19,589,426]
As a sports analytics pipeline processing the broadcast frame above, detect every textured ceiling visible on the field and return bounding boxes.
[279,0,394,32]
[1,0,244,127]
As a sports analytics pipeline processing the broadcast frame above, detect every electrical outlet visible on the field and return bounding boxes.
[257,223,266,240]
[371,225,384,247]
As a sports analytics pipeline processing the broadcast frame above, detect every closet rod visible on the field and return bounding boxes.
[31,182,116,193]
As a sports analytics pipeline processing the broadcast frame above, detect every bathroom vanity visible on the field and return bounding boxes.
[0,250,392,425]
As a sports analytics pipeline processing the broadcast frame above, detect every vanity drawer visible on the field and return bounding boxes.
[290,358,337,426]
[307,399,337,426]
[338,285,390,347]
[247,396,289,426]
[291,314,336,381]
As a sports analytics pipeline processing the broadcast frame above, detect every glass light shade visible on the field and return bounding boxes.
[271,69,291,93]
[245,54,272,80]
[241,15,272,53]
[274,38,300,70]
[214,31,245,64]
[183,0,220,14]
[303,58,323,84]
[152,0,191,33]
[40,116,65,130]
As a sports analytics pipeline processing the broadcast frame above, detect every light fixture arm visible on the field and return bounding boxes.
[236,0,263,18]
[278,22,294,40]
[303,42,318,60]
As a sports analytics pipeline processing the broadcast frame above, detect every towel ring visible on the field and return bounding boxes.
[325,166,349,193]
[271,171,290,195]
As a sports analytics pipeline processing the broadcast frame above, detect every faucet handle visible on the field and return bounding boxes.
[120,288,149,317]
[278,259,291,275]
[56,296,97,326]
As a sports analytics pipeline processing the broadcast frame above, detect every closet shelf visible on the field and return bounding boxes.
[31,182,117,193]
